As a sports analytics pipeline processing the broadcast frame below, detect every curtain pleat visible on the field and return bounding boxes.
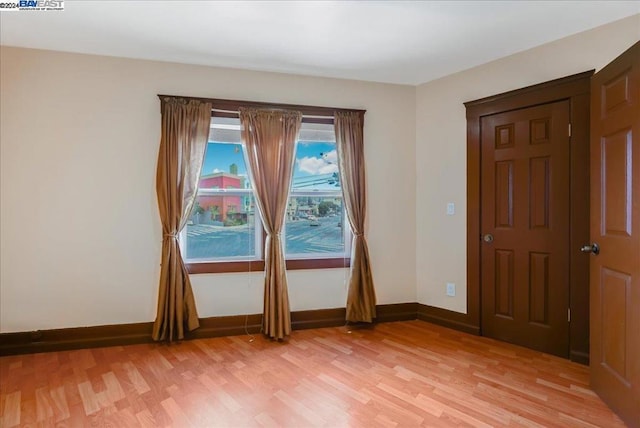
[240,108,302,340]
[152,98,211,341]
[335,111,377,322]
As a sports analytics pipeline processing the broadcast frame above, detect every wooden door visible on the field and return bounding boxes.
[481,100,571,358]
[590,41,640,428]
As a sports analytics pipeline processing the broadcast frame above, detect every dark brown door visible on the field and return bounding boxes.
[590,41,640,428]
[481,100,571,357]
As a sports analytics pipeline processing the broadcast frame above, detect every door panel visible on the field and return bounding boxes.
[529,251,549,325]
[602,129,633,237]
[481,100,570,357]
[590,41,640,428]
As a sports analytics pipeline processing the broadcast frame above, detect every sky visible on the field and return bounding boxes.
[202,141,339,190]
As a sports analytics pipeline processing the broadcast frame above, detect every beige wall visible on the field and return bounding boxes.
[415,14,640,313]
[0,47,417,332]
[2,15,638,333]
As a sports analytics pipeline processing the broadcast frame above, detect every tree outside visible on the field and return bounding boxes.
[209,205,220,221]
[318,200,338,217]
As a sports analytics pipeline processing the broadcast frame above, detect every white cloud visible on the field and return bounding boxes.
[323,150,338,164]
[212,168,222,173]
[297,150,339,175]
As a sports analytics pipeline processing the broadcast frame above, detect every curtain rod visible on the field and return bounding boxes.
[211,108,334,120]
[157,94,366,117]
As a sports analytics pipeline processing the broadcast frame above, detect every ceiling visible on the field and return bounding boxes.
[1,1,638,85]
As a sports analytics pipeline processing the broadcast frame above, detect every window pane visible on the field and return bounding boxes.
[185,118,259,262]
[293,123,339,192]
[285,196,346,257]
[287,123,347,258]
[187,194,258,260]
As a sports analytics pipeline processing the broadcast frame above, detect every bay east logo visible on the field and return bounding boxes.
[19,0,63,9]
[0,0,64,11]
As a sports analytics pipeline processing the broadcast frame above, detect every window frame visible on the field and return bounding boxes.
[166,96,365,274]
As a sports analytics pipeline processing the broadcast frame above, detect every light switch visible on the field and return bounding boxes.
[446,202,455,215]
[446,282,456,297]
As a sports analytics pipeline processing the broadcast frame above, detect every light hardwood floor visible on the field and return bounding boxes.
[0,320,625,427]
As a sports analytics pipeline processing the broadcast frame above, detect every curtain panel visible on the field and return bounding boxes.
[239,107,302,340]
[334,111,377,322]
[152,97,211,341]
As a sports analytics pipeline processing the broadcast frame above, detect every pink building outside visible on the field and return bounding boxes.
[197,173,243,221]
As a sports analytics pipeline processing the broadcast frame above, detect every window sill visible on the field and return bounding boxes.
[287,258,351,270]
[186,258,350,274]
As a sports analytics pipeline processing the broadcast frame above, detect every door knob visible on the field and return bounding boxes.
[580,243,599,255]
[483,234,494,243]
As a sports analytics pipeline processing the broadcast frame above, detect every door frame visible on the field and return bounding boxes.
[464,71,593,363]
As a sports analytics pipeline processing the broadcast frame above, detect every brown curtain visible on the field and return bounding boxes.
[335,111,377,322]
[239,107,302,340]
[152,98,211,341]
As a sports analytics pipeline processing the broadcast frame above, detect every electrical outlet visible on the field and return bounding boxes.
[446,282,456,297]
[446,202,455,215]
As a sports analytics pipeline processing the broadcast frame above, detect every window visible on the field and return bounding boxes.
[183,111,352,273]
[286,122,350,261]
[183,117,262,269]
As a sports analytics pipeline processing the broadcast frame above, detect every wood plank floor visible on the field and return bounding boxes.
[0,320,625,427]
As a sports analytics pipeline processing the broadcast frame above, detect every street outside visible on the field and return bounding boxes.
[186,216,345,259]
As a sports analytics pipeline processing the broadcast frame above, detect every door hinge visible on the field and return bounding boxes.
[568,308,571,322]
[568,123,572,137]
